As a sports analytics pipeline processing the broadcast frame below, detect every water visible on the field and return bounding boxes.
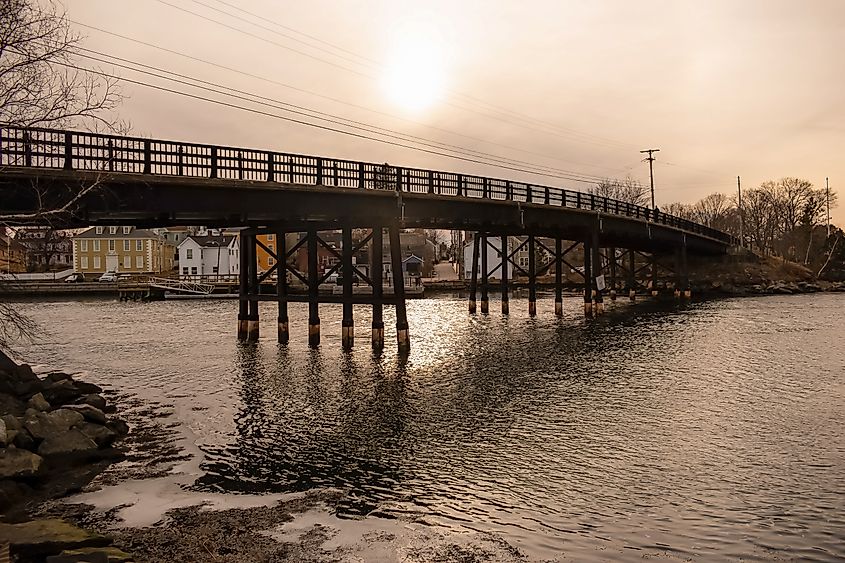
[11,293,845,561]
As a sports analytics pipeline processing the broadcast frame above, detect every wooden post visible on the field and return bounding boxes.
[674,247,682,298]
[341,225,354,349]
[591,228,604,315]
[628,249,636,301]
[277,231,288,344]
[308,228,320,347]
[389,223,410,351]
[651,253,659,297]
[682,243,691,298]
[554,237,563,317]
[609,246,617,300]
[501,235,509,315]
[480,234,489,314]
[583,238,592,318]
[469,234,479,314]
[237,233,248,340]
[371,226,384,348]
[247,233,260,341]
[528,235,537,316]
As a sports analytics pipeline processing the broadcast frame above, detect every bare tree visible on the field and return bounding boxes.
[590,177,649,206]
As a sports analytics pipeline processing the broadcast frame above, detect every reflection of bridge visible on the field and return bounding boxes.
[1,126,737,351]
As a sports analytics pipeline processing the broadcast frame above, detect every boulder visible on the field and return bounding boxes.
[0,447,44,478]
[64,404,107,425]
[13,364,39,384]
[74,381,104,395]
[0,519,110,559]
[76,394,107,411]
[42,380,83,407]
[38,429,98,457]
[13,427,36,450]
[0,418,6,446]
[1,414,22,431]
[55,547,133,562]
[27,392,51,412]
[105,419,129,437]
[0,392,26,417]
[46,372,72,383]
[24,409,85,440]
[77,422,118,447]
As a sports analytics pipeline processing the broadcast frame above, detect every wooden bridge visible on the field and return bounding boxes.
[0,126,738,351]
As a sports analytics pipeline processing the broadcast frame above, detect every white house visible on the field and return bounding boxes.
[177,235,239,278]
[462,236,514,280]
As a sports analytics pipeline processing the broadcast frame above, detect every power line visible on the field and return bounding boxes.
[640,148,659,209]
[67,46,615,183]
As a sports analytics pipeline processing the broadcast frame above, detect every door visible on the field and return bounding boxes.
[105,254,118,272]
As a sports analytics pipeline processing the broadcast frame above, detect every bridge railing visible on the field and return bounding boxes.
[0,126,736,244]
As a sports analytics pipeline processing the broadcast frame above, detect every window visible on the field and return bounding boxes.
[186,248,193,259]
[182,267,189,275]
[268,257,275,266]
[269,243,274,252]
[123,240,130,251]
[191,267,198,275]
[136,240,143,251]
[93,256,100,269]
[80,240,88,251]
[109,226,117,234]
[108,240,115,252]
[123,256,131,269]
[267,234,274,241]
[93,240,100,251]
[212,266,219,273]
[81,256,89,269]
[95,227,103,234]
[123,227,131,234]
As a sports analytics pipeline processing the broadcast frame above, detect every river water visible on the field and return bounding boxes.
[11,292,845,561]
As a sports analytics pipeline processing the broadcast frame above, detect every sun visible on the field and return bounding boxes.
[380,25,447,113]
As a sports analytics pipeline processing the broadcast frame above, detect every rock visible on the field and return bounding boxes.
[42,380,83,407]
[14,377,45,399]
[0,392,26,416]
[13,364,39,383]
[0,418,6,446]
[2,414,21,431]
[76,394,107,411]
[74,381,104,395]
[27,392,51,412]
[46,372,72,383]
[38,429,98,457]
[77,422,118,447]
[0,447,44,478]
[0,519,111,559]
[64,404,107,425]
[13,427,36,450]
[24,409,85,440]
[56,547,133,562]
[105,419,129,437]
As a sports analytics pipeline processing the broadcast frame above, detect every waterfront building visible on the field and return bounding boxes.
[72,226,175,274]
[14,227,74,271]
[177,234,239,278]
[0,234,28,274]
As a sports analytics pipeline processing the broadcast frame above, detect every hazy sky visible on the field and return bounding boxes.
[66,0,845,223]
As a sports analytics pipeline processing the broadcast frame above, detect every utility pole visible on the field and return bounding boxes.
[826,177,831,238]
[737,176,743,246]
[640,148,660,209]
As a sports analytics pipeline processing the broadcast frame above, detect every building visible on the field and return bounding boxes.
[0,234,27,274]
[72,226,175,274]
[462,235,555,279]
[177,235,239,278]
[15,227,74,271]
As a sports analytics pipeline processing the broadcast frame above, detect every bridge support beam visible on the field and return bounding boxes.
[341,224,354,350]
[501,235,509,315]
[307,228,320,347]
[237,233,248,340]
[480,234,489,315]
[246,233,260,342]
[554,238,563,317]
[627,249,636,301]
[591,228,604,315]
[277,230,289,344]
[674,247,683,298]
[651,253,659,297]
[371,226,384,349]
[681,243,691,298]
[583,237,592,318]
[609,247,617,301]
[528,235,537,316]
[389,222,410,352]
[468,234,479,314]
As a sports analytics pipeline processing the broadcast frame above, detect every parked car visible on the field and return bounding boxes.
[98,271,118,282]
[64,272,85,283]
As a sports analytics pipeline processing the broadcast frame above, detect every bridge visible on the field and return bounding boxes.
[0,126,737,351]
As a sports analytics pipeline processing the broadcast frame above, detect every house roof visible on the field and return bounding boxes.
[74,227,162,239]
[181,235,237,248]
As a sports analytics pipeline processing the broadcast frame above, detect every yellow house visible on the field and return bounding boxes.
[72,226,175,274]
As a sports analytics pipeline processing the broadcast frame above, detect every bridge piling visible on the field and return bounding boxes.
[501,235,509,315]
[591,229,604,315]
[583,238,593,318]
[528,235,537,316]
[277,230,289,344]
[389,223,410,352]
[342,225,354,350]
[307,228,320,347]
[480,234,489,315]
[609,247,617,301]
[554,238,563,317]
[627,249,636,301]
[371,226,385,349]
[681,243,691,298]
[469,235,479,314]
[237,234,248,340]
[246,233,260,341]
[651,254,659,297]
[674,247,682,298]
